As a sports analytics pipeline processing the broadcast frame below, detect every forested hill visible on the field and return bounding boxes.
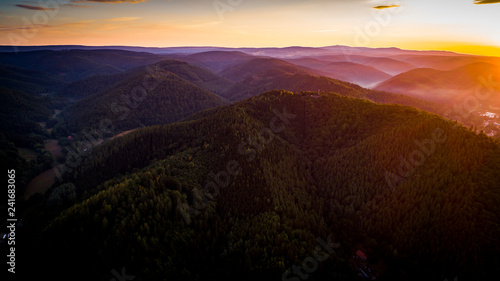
[219,68,442,116]
[0,64,66,95]
[58,68,229,135]
[0,49,164,81]
[57,60,233,100]
[0,86,54,144]
[30,90,500,281]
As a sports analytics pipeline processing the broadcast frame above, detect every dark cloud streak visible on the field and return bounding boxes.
[474,0,500,4]
[71,0,147,3]
[373,4,400,10]
[15,4,55,11]
[62,3,93,8]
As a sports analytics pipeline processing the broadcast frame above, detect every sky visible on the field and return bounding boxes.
[1,0,500,56]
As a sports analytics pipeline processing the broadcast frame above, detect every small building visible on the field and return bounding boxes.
[481,112,498,118]
[356,250,367,260]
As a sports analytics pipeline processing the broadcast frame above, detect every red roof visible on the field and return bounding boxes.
[356,250,367,259]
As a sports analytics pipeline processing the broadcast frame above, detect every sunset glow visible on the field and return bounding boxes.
[4,0,500,280]
[1,0,500,56]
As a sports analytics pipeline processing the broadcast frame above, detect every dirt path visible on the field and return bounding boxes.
[52,109,61,119]
[24,140,62,199]
[111,128,137,139]
[45,139,63,157]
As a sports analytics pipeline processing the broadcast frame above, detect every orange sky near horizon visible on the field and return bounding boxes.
[1,0,500,57]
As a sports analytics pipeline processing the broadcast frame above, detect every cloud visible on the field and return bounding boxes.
[473,0,500,4]
[15,4,55,11]
[312,29,338,33]
[0,24,48,32]
[71,0,148,3]
[105,17,141,21]
[373,4,400,9]
[61,3,93,8]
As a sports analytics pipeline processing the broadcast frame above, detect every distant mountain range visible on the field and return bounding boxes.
[1,45,498,142]
[0,49,164,81]
[0,44,475,56]
[1,45,499,281]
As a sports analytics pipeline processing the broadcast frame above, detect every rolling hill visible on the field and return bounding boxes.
[152,60,233,96]
[215,66,440,116]
[357,57,416,76]
[219,69,364,101]
[283,57,332,69]
[5,46,500,281]
[0,64,67,95]
[0,49,164,81]
[218,57,316,82]
[390,54,484,71]
[56,69,140,100]
[319,61,391,88]
[57,60,233,100]
[59,67,229,135]
[374,62,500,103]
[184,51,254,72]
[0,86,54,145]
[24,90,500,281]
[288,55,416,76]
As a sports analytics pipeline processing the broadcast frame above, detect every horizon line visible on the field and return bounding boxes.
[1,44,499,57]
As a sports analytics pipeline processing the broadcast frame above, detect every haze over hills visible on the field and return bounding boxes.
[2,0,500,279]
[0,45,499,281]
[218,66,440,115]
[289,55,417,76]
[390,54,493,71]
[220,70,364,102]
[183,51,254,72]
[375,62,500,104]
[1,46,499,178]
[217,57,317,82]
[0,44,471,56]
[319,61,391,87]
[357,57,417,76]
